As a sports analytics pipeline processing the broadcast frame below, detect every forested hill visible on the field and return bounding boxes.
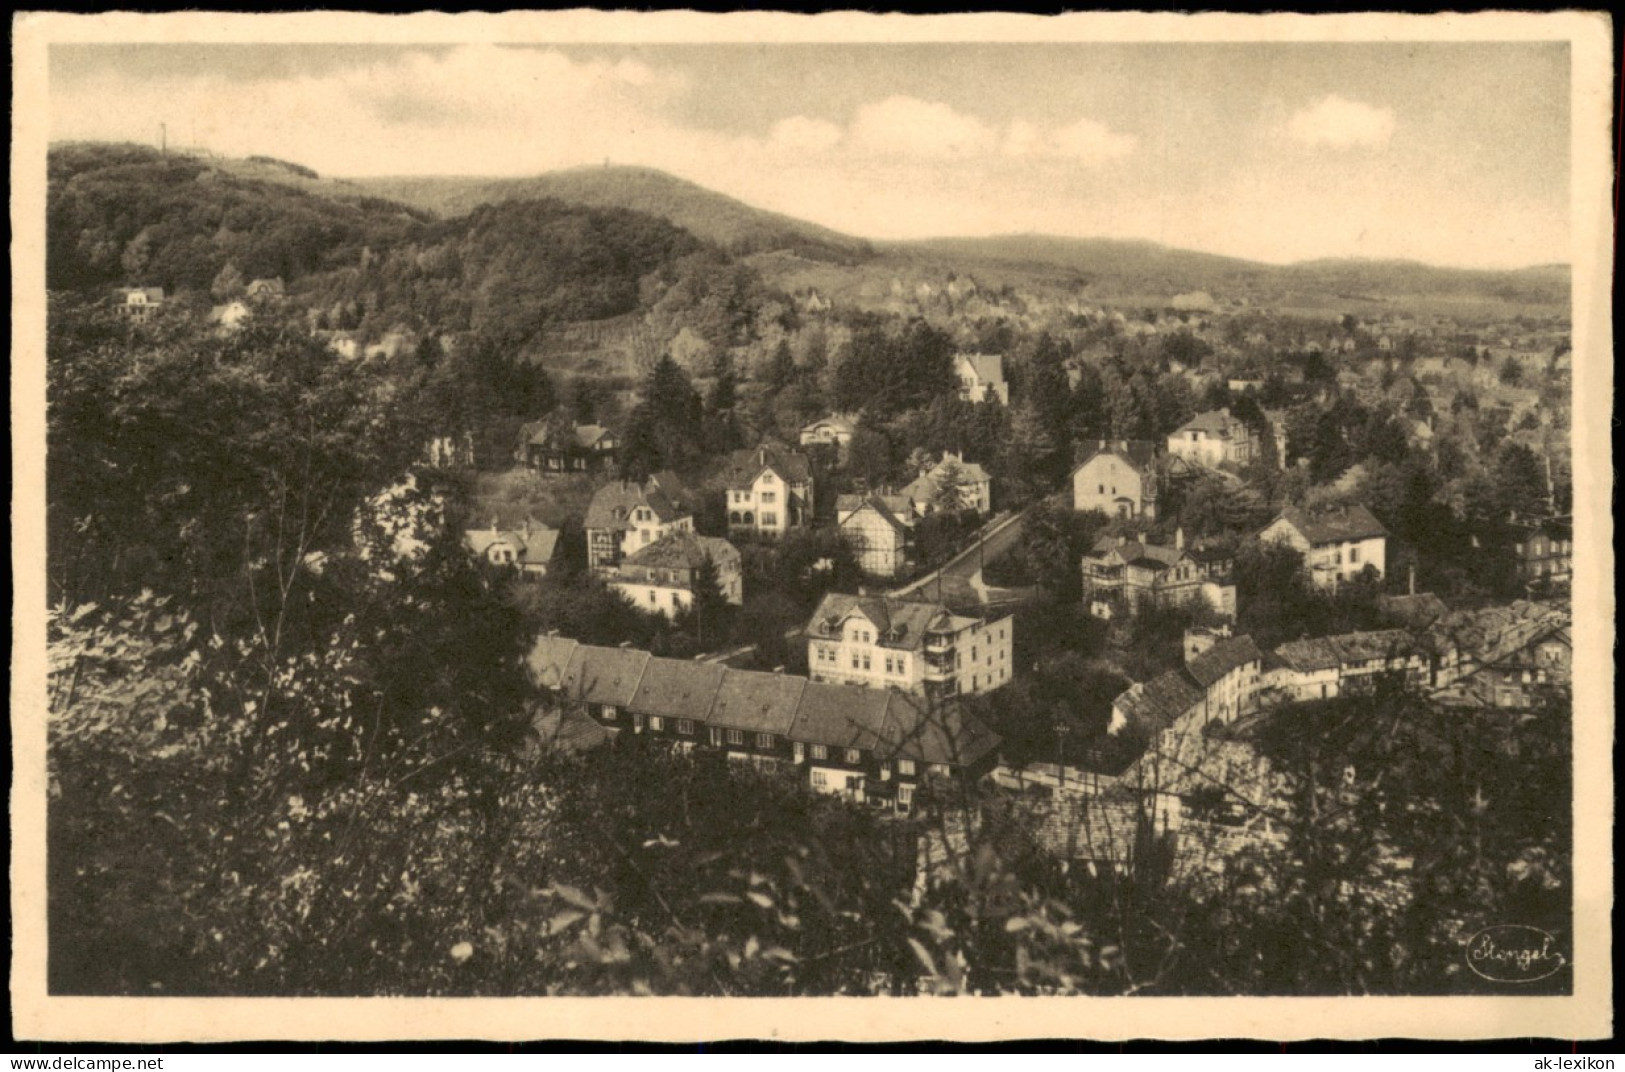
[47,144,725,351]
[47,142,430,294]
[353,166,873,263]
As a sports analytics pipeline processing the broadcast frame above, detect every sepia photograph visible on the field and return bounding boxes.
[10,10,1614,1043]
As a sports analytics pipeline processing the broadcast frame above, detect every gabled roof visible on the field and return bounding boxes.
[837,494,915,534]
[1113,670,1205,735]
[954,352,1005,384]
[800,414,857,436]
[1071,439,1158,477]
[708,670,807,735]
[806,592,956,651]
[117,286,165,302]
[881,691,1001,768]
[529,423,613,450]
[465,526,559,566]
[724,442,812,488]
[789,681,893,751]
[530,703,612,755]
[1085,536,1188,570]
[558,645,651,708]
[1173,408,1258,439]
[526,635,581,691]
[1266,504,1388,545]
[1185,635,1263,688]
[628,659,726,722]
[903,455,992,503]
[584,480,689,531]
[1376,592,1450,629]
[622,531,739,571]
[1273,629,1418,672]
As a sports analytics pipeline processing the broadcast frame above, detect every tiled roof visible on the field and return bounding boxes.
[1377,593,1449,629]
[806,592,954,651]
[628,659,726,722]
[1072,440,1158,476]
[526,635,581,690]
[1268,504,1388,545]
[530,703,612,754]
[584,480,689,531]
[1114,670,1205,735]
[790,682,892,751]
[1174,408,1246,438]
[708,670,806,735]
[801,414,857,436]
[1086,537,1187,569]
[955,352,1005,385]
[622,531,739,571]
[903,455,992,502]
[558,644,652,708]
[837,494,915,534]
[527,641,1002,770]
[724,442,812,487]
[1185,635,1263,688]
[1273,629,1418,672]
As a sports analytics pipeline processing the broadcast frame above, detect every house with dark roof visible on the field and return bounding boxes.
[1258,504,1388,589]
[527,423,617,475]
[905,452,992,516]
[1263,628,1429,703]
[1080,532,1236,620]
[604,531,742,619]
[1425,601,1571,709]
[463,520,560,577]
[1511,515,1572,590]
[524,637,1001,812]
[805,592,1014,699]
[953,353,1009,405]
[583,477,694,570]
[1071,440,1159,519]
[836,493,916,577]
[723,442,814,539]
[798,414,858,459]
[1109,631,1263,741]
[1166,408,1261,468]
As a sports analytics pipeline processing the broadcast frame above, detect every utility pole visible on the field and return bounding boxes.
[159,123,167,157]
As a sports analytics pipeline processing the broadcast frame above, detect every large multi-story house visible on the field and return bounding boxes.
[1258,504,1388,589]
[953,353,1010,405]
[904,452,992,516]
[583,476,694,570]
[604,531,742,619]
[114,286,165,323]
[1425,601,1571,709]
[1080,533,1236,620]
[527,637,1002,812]
[724,443,814,539]
[463,520,560,577]
[804,593,1014,699]
[1071,440,1159,519]
[1511,515,1572,590]
[836,493,916,578]
[1166,408,1260,468]
[527,423,617,475]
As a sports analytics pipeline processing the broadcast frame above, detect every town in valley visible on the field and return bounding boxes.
[42,39,1579,1001]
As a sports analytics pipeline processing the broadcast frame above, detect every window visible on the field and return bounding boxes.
[897,785,914,811]
[760,491,776,504]
[929,763,950,778]
[861,654,871,671]
[793,741,806,762]
[1350,546,1360,563]
[670,592,680,606]
[761,512,778,527]
[811,744,828,761]
[726,728,745,746]
[677,719,694,735]
[632,713,645,732]
[1099,484,1105,495]
[845,748,862,764]
[709,726,724,746]
[898,759,916,776]
[599,705,618,721]
[850,654,860,670]
[648,590,657,604]
[811,770,828,788]
[649,716,664,732]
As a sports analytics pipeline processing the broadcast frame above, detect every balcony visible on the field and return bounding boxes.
[924,630,955,653]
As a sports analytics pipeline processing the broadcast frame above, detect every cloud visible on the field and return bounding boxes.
[1045,117,1138,162]
[1287,94,1396,149]
[848,96,999,159]
[769,115,843,154]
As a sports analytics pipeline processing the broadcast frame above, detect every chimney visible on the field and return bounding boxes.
[1408,565,1416,596]
[618,641,632,649]
[1175,526,1185,551]
[772,666,785,674]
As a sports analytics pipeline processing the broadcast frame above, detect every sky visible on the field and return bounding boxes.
[49,41,1572,269]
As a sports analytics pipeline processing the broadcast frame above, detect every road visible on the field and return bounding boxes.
[888,508,1035,608]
